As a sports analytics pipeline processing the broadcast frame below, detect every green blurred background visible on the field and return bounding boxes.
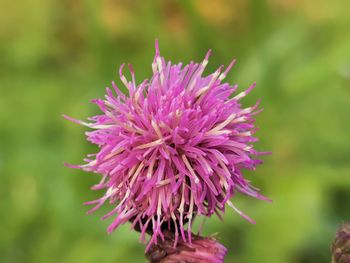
[1,0,350,262]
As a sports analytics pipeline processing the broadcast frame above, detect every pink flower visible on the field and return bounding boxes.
[65,40,270,251]
[332,222,350,263]
[146,230,227,263]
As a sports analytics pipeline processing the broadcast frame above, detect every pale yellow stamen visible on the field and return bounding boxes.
[244,145,253,151]
[136,139,163,149]
[151,119,163,139]
[156,173,181,187]
[103,147,124,160]
[90,124,115,129]
[205,113,236,136]
[195,70,220,98]
[205,130,231,136]
[147,158,156,179]
[178,183,185,214]
[231,116,248,124]
[239,106,255,115]
[120,75,129,89]
[157,195,162,217]
[124,162,144,199]
[218,72,226,81]
[233,90,249,100]
[187,192,194,219]
[182,154,199,184]
[217,159,230,190]
[105,111,144,134]
[198,156,213,174]
[156,57,164,84]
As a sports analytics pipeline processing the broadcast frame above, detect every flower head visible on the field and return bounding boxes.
[146,230,227,263]
[332,222,350,263]
[65,40,269,250]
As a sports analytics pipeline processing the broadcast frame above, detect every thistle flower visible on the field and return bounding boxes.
[331,222,350,263]
[65,40,269,254]
[146,230,227,263]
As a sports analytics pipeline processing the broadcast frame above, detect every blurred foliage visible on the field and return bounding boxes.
[1,0,350,262]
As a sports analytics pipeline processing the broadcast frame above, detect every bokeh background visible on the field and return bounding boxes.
[1,0,350,262]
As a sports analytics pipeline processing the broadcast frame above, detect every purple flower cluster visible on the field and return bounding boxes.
[146,230,227,263]
[332,222,350,263]
[65,40,269,250]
